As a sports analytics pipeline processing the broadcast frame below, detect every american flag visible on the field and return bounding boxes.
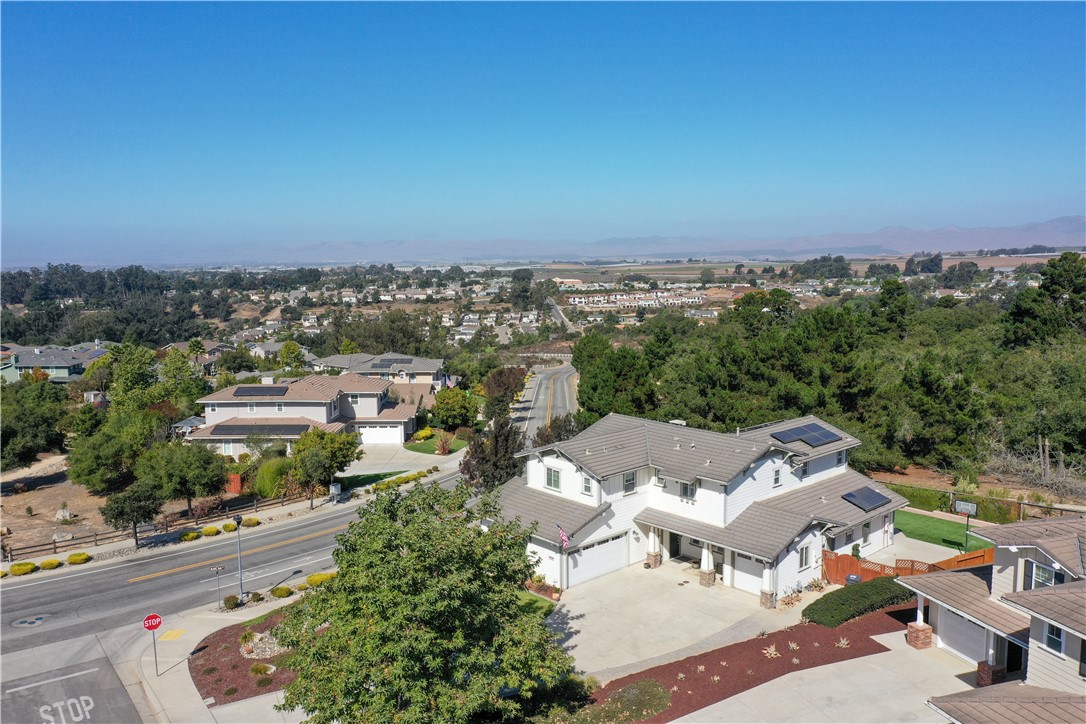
[556,524,570,549]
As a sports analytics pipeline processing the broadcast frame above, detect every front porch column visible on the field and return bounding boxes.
[759,561,776,608]
[699,542,716,587]
[906,594,933,649]
[976,631,1006,687]
[645,527,662,568]
[722,550,734,587]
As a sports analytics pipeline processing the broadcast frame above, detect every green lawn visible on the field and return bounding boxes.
[403,438,468,455]
[895,510,994,553]
[337,471,406,490]
[516,589,556,619]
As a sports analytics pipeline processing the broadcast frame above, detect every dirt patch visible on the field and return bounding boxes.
[188,608,298,708]
[590,603,913,723]
[868,465,1085,507]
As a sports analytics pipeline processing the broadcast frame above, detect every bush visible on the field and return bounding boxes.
[10,562,39,576]
[239,630,255,644]
[201,526,222,537]
[802,576,915,628]
[40,559,63,570]
[414,426,434,441]
[256,677,273,688]
[454,426,475,442]
[222,522,237,532]
[886,484,949,512]
[295,583,309,592]
[223,594,241,610]
[223,687,238,696]
[430,466,439,473]
[179,531,202,542]
[250,663,271,676]
[306,572,337,587]
[1,570,7,578]
[241,517,260,527]
[253,457,293,498]
[67,552,92,565]
[250,591,264,603]
[270,585,293,598]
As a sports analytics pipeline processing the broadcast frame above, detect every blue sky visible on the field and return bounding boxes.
[2,1,1083,266]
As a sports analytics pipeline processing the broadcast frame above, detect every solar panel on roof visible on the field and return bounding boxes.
[232,386,288,397]
[770,428,802,444]
[842,486,891,512]
[211,423,311,437]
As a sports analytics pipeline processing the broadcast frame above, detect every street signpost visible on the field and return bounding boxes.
[954,500,978,550]
[143,614,162,676]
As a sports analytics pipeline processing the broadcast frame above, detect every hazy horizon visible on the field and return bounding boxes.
[3,2,1083,268]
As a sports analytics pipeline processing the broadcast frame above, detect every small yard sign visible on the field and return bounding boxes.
[954,501,977,516]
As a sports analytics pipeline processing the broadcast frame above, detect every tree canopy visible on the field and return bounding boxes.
[134,440,226,515]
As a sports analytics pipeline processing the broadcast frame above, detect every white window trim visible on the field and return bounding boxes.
[679,480,697,500]
[581,477,592,496]
[799,544,811,571]
[862,521,871,546]
[836,450,845,466]
[622,471,637,495]
[1045,623,1064,655]
[772,468,782,488]
[690,538,702,546]
[209,403,217,413]
[276,402,284,413]
[545,468,560,491]
[247,402,256,413]
[1031,561,1059,589]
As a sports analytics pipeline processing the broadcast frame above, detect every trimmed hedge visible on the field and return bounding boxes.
[886,483,949,512]
[270,585,293,598]
[10,562,39,576]
[1,569,8,578]
[295,583,309,592]
[222,522,238,532]
[241,517,261,527]
[802,576,915,628]
[40,559,63,570]
[253,456,292,498]
[223,594,240,610]
[306,572,337,587]
[374,470,431,492]
[67,552,92,565]
[201,526,222,537]
[179,531,202,542]
[886,484,1018,524]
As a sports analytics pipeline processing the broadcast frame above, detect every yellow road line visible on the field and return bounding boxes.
[545,376,555,423]
[126,524,348,583]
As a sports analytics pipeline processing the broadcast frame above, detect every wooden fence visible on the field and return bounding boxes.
[822,547,995,586]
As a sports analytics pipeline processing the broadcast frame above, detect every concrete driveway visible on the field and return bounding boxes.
[340,444,465,478]
[550,560,807,679]
[677,630,976,723]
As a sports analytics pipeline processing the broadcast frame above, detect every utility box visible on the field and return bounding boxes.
[845,574,862,586]
[329,482,342,501]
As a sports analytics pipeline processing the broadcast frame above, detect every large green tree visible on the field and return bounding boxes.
[290,429,363,509]
[100,480,165,548]
[108,342,158,414]
[459,414,525,490]
[68,409,170,494]
[134,440,226,515]
[0,379,69,470]
[431,387,476,430]
[274,483,573,723]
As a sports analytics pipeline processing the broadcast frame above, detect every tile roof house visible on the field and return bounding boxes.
[493,413,906,606]
[311,352,445,389]
[187,373,418,456]
[896,515,1085,709]
[0,345,87,384]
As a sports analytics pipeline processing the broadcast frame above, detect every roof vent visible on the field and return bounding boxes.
[819,496,827,503]
[669,419,687,426]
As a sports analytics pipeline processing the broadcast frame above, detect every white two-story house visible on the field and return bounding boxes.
[496,413,906,607]
[188,374,418,456]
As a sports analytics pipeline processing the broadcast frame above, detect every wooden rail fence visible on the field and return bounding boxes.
[822,547,995,586]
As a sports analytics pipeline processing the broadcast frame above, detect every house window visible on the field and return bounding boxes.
[862,522,871,545]
[1045,624,1064,654]
[836,451,845,466]
[582,477,592,496]
[209,403,217,413]
[690,538,702,546]
[247,403,256,413]
[799,545,811,570]
[773,468,781,488]
[276,403,284,413]
[545,468,560,491]
[680,481,697,500]
[801,462,809,477]
[349,394,359,405]
[1024,560,1064,590]
[845,529,854,545]
[623,471,636,495]
[1079,636,1086,676]
[222,441,232,455]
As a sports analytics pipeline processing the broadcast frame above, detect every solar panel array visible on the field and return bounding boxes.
[232,386,288,397]
[842,486,892,512]
[769,422,842,448]
[211,423,311,437]
[371,357,413,369]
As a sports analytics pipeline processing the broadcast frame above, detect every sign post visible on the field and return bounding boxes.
[954,500,978,551]
[143,613,162,676]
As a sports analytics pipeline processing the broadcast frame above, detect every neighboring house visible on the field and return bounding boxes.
[188,374,418,456]
[246,341,317,365]
[311,352,445,389]
[171,416,205,437]
[494,413,906,605]
[896,515,1085,692]
[0,347,85,383]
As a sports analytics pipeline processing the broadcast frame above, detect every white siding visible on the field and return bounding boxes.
[1025,619,1085,693]
[527,538,562,587]
[775,527,822,596]
[801,452,842,484]
[645,473,727,528]
[990,548,1020,600]
[204,401,331,424]
[724,455,789,524]
[526,453,584,500]
[340,393,381,418]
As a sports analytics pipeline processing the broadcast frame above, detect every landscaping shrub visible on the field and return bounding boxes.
[430,465,439,473]
[306,572,337,587]
[414,426,434,441]
[256,677,273,688]
[179,531,202,542]
[223,594,241,610]
[67,552,92,565]
[250,663,271,676]
[241,517,260,527]
[295,583,309,592]
[239,630,255,644]
[40,559,63,570]
[253,457,292,498]
[10,562,39,576]
[1,570,7,578]
[223,687,238,696]
[454,426,475,442]
[222,522,237,532]
[270,585,293,598]
[201,526,222,537]
[802,576,915,628]
[886,484,949,512]
[250,591,264,603]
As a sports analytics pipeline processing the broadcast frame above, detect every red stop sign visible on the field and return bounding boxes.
[143,614,162,631]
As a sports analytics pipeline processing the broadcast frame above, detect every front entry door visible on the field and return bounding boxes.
[669,532,682,558]
[1007,641,1026,674]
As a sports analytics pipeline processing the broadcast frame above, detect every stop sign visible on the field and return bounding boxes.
[143,613,162,631]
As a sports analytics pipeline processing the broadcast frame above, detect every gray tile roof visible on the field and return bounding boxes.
[760,469,908,532]
[348,353,444,375]
[494,477,611,547]
[199,374,390,403]
[896,566,1030,643]
[738,415,861,462]
[635,503,814,562]
[973,515,1085,578]
[1003,580,1086,637]
[929,682,1086,724]
[313,353,377,369]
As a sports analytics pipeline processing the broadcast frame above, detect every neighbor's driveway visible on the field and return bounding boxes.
[340,445,465,477]
[550,561,781,677]
[676,630,976,723]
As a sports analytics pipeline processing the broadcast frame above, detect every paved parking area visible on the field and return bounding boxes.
[340,444,463,477]
[866,532,963,565]
[676,630,977,723]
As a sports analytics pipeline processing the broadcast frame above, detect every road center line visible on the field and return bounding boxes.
[5,668,100,693]
[126,524,348,583]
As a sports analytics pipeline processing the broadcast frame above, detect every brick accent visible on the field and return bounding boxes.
[976,660,1006,687]
[759,590,777,609]
[699,569,716,587]
[645,552,662,569]
[906,622,933,650]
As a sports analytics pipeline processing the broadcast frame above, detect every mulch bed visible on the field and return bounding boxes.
[188,609,297,708]
[591,603,914,723]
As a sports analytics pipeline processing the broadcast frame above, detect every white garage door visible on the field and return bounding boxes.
[357,424,403,444]
[938,608,986,664]
[733,552,763,594]
[568,534,627,587]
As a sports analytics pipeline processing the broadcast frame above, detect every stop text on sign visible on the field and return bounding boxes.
[142,614,162,631]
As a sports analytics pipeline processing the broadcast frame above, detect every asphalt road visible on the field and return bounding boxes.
[516,362,578,440]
